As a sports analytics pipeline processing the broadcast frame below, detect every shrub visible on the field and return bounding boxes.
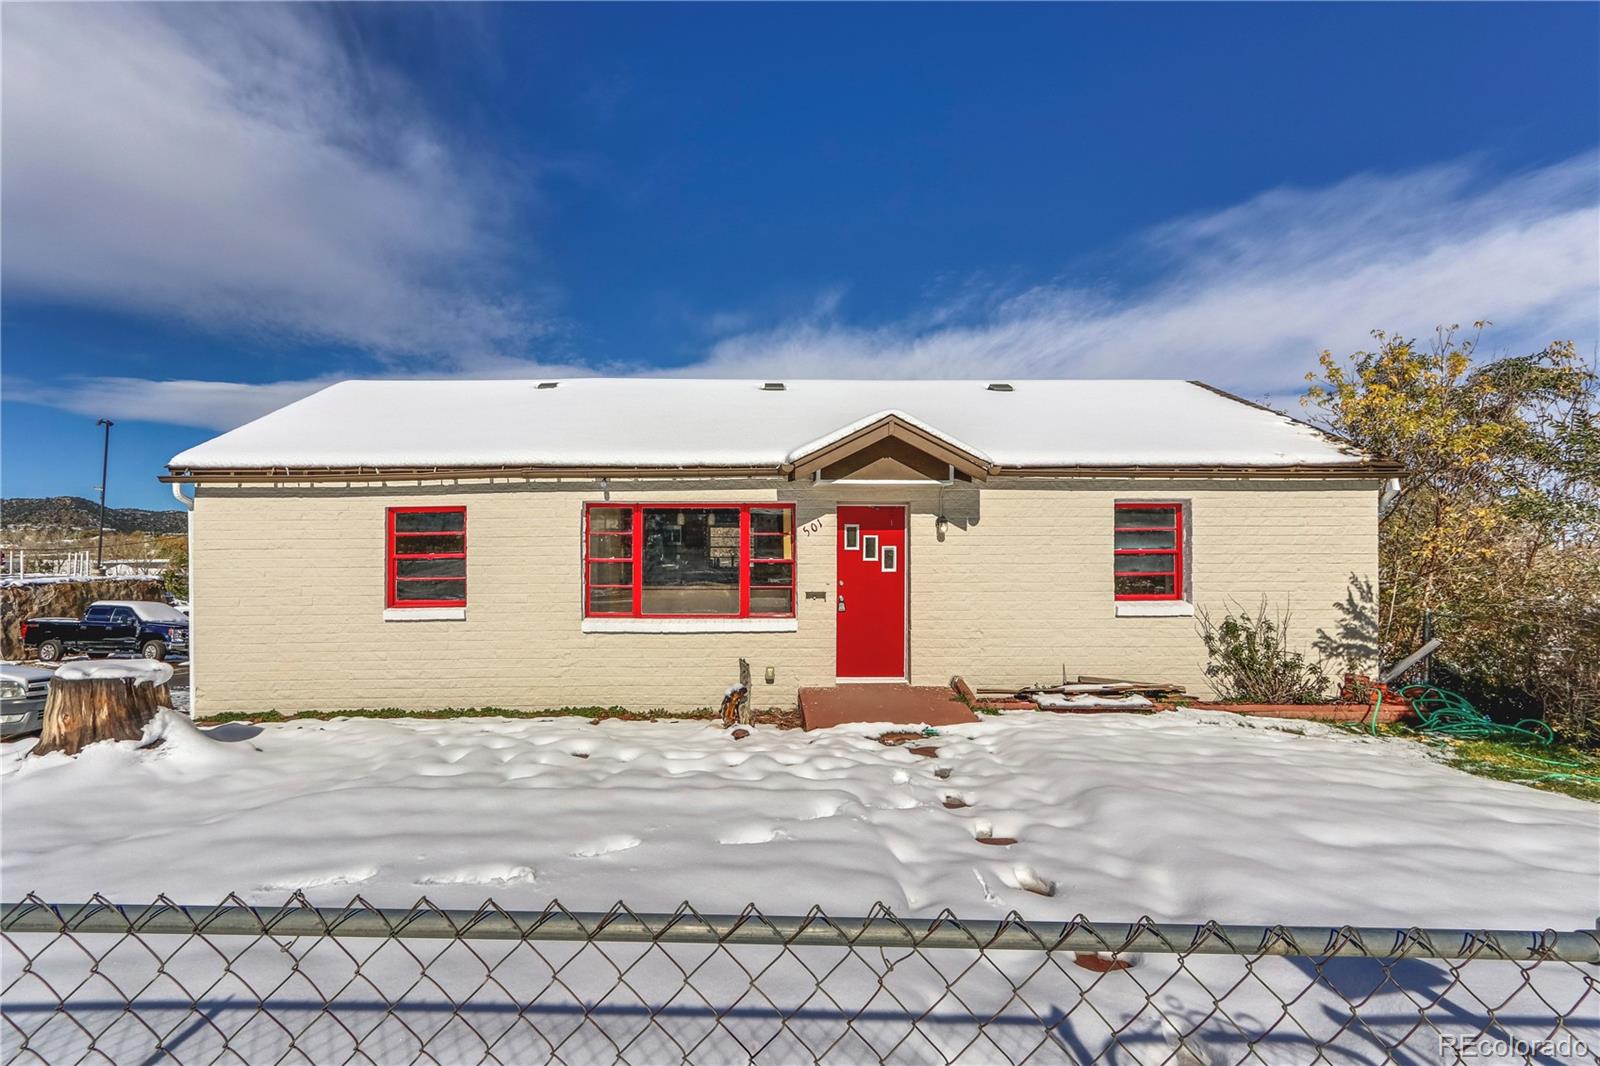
[1197,599,1332,704]
[162,539,189,601]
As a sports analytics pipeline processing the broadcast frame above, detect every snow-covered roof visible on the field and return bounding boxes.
[168,379,1379,473]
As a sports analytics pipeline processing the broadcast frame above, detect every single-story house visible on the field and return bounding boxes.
[163,379,1397,716]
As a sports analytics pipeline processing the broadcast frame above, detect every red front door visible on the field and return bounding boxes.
[836,505,907,680]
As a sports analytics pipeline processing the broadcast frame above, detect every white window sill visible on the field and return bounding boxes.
[582,618,798,634]
[383,607,467,622]
[1116,601,1195,618]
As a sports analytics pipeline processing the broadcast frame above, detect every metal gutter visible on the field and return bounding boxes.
[990,462,1404,478]
[162,461,1402,485]
[160,465,782,484]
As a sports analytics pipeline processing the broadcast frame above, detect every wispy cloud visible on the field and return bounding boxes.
[694,154,1599,397]
[8,8,1595,447]
[2,377,332,433]
[1,4,542,365]
[9,360,605,433]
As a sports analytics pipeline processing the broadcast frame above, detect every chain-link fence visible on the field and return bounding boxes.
[3,895,1596,1064]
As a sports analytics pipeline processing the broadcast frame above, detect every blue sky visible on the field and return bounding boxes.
[3,2,1597,509]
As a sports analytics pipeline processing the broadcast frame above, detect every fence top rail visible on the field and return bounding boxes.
[4,897,1597,964]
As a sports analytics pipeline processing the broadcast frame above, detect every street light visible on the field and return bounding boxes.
[95,419,113,574]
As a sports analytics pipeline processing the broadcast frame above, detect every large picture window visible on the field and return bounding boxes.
[585,503,796,618]
[388,507,467,607]
[1113,503,1183,601]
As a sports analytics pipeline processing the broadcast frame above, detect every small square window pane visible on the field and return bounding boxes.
[1115,529,1176,550]
[1116,506,1177,529]
[749,587,793,614]
[397,557,466,579]
[588,508,633,533]
[588,587,633,614]
[750,562,793,586]
[1115,574,1175,597]
[1115,554,1175,574]
[881,546,898,572]
[394,533,464,555]
[752,533,794,561]
[751,509,792,535]
[394,578,465,602]
[843,525,859,550]
[394,510,464,533]
[588,534,631,558]
[588,562,632,586]
[862,534,879,561]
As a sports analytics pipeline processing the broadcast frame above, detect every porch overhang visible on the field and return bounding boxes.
[783,414,992,483]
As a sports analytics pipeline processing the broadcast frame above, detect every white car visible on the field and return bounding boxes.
[0,663,52,737]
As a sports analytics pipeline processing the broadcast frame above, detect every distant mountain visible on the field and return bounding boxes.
[1,496,187,535]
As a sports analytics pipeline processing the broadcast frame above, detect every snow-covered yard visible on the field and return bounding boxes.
[4,710,1596,1064]
[3,709,1593,928]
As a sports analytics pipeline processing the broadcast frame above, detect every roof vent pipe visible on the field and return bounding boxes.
[986,383,1013,392]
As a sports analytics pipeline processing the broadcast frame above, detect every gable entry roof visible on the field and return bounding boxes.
[164,379,1398,481]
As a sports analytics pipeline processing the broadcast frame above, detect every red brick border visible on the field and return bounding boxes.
[1186,702,1413,724]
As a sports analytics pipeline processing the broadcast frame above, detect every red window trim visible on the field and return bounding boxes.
[584,502,797,619]
[1114,502,1183,602]
[387,506,467,608]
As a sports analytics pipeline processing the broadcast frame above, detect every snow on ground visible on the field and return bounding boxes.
[2,711,1595,1064]
[2,709,1592,928]
[0,575,156,587]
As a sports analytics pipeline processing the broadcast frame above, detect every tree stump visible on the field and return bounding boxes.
[720,684,751,727]
[33,661,174,758]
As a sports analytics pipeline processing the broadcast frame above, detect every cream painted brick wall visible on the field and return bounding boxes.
[904,480,1379,691]
[190,477,1379,715]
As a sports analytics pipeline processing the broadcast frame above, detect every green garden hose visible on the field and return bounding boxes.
[1396,683,1555,745]
[1367,684,1600,788]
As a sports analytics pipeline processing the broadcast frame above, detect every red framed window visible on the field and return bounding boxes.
[388,507,466,608]
[584,503,796,618]
[1114,503,1183,601]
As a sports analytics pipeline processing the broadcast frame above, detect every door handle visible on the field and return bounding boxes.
[837,595,845,613]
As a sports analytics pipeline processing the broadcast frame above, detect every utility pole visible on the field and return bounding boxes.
[95,419,114,574]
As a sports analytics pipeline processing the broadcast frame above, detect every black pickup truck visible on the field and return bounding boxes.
[20,600,190,663]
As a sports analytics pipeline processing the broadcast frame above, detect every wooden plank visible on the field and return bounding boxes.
[1077,674,1187,694]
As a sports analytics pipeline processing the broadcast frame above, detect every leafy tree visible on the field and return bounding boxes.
[1304,324,1599,744]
